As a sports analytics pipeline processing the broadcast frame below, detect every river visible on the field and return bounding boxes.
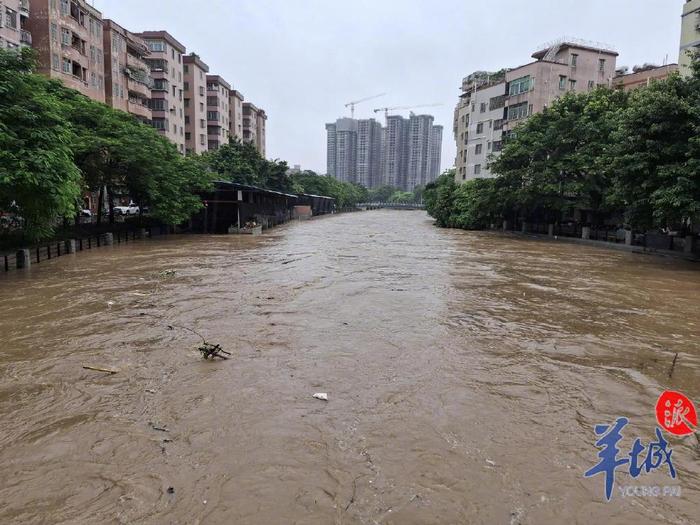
[1,210,699,524]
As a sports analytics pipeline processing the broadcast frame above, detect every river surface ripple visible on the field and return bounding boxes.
[1,210,699,524]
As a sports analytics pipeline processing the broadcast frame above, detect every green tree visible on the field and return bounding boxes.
[0,48,82,241]
[609,69,699,230]
[424,170,457,227]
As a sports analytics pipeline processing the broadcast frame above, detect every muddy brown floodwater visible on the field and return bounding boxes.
[1,210,700,524]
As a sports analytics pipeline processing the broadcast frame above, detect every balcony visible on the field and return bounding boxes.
[20,30,32,45]
[128,77,151,98]
[19,0,29,14]
[127,53,148,72]
[128,101,151,120]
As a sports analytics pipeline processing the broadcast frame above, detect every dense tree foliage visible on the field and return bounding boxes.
[428,61,700,233]
[202,139,295,194]
[0,49,81,240]
[289,170,367,208]
[0,48,213,241]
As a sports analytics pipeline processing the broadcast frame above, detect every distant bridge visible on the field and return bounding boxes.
[358,202,426,211]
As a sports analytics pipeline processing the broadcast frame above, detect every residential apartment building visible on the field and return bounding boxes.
[229,89,244,140]
[326,114,442,190]
[406,113,441,190]
[243,102,259,148]
[613,64,679,92]
[382,115,409,188]
[183,53,208,155]
[242,102,267,156]
[139,30,186,154]
[455,71,506,181]
[102,19,151,123]
[1,0,31,50]
[502,41,617,136]
[679,0,700,76]
[455,39,617,184]
[430,125,443,182]
[255,109,266,157]
[325,118,357,183]
[355,118,382,188]
[26,0,105,102]
[206,75,230,150]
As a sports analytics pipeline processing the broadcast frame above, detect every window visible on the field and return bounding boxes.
[184,81,190,91]
[492,140,503,152]
[493,119,504,131]
[199,86,204,96]
[200,119,205,129]
[509,75,530,96]
[200,134,206,145]
[61,28,71,46]
[487,141,492,151]
[146,40,165,52]
[172,124,177,134]
[599,59,606,72]
[60,0,69,15]
[489,95,506,110]
[480,102,487,113]
[559,75,567,90]
[507,102,529,121]
[184,116,190,124]
[152,118,167,130]
[571,53,578,67]
[90,45,95,63]
[199,102,204,111]
[476,122,484,134]
[184,99,190,108]
[149,99,166,111]
[185,132,191,140]
[569,79,577,90]
[62,57,71,74]
[98,75,103,89]
[471,102,475,112]
[50,23,58,43]
[475,144,483,155]
[153,78,168,90]
[588,80,595,90]
[172,86,176,96]
[51,53,60,71]
[474,164,481,175]
[184,65,189,73]
[207,111,219,121]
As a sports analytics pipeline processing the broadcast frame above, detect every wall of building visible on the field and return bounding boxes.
[613,64,679,92]
[255,110,266,157]
[206,75,231,150]
[103,19,151,123]
[680,0,700,76]
[229,90,244,140]
[183,54,209,155]
[355,119,382,188]
[27,0,105,102]
[0,0,30,49]
[140,31,186,154]
[463,82,505,181]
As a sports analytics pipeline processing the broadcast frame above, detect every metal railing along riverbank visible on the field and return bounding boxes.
[1,225,171,273]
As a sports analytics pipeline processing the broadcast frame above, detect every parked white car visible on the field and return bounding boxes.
[114,203,140,216]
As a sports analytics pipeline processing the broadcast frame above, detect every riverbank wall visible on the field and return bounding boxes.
[495,226,700,262]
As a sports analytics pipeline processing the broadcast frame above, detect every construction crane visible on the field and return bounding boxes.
[373,103,443,122]
[345,93,386,118]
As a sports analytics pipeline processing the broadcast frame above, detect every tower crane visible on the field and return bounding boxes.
[345,93,387,118]
[373,103,443,122]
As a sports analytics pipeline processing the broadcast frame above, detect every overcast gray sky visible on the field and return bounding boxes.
[92,0,683,174]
